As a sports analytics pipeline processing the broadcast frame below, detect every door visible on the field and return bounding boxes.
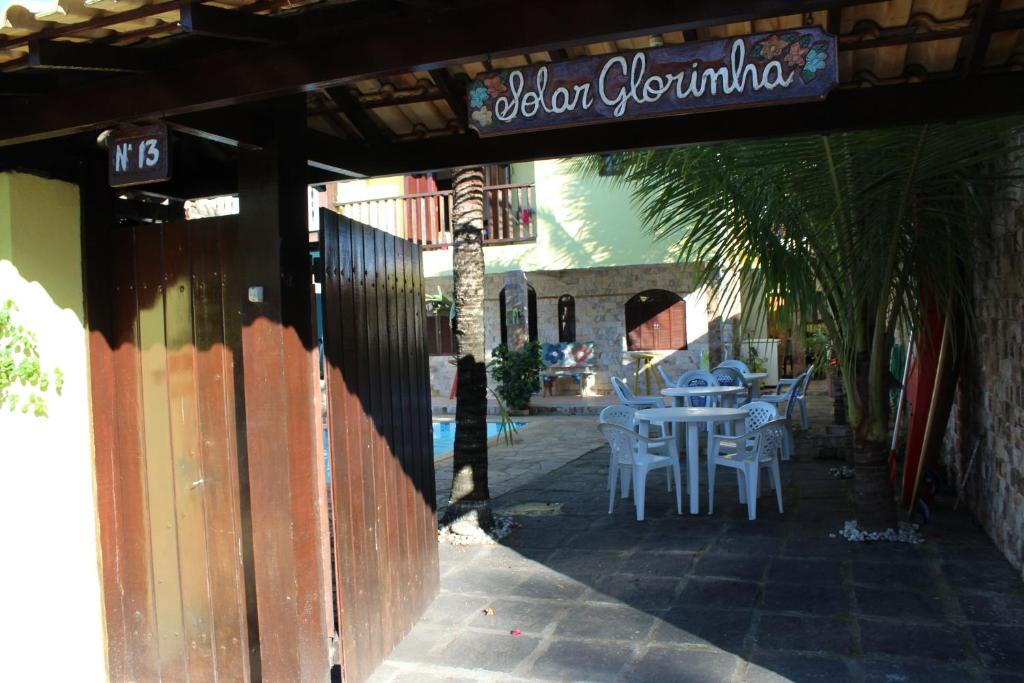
[319,210,439,683]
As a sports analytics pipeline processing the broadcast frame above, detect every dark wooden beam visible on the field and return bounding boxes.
[28,40,160,72]
[960,0,1002,76]
[826,7,842,34]
[179,3,292,43]
[306,71,1024,179]
[236,95,332,682]
[0,0,883,146]
[428,68,467,120]
[323,87,387,144]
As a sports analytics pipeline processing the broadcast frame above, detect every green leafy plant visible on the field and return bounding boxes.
[488,387,520,446]
[745,344,767,373]
[488,341,545,411]
[425,286,455,319]
[805,330,832,379]
[0,299,63,417]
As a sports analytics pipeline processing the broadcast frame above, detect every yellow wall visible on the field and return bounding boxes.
[0,173,107,682]
[420,159,679,277]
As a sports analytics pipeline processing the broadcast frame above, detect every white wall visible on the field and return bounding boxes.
[0,173,107,682]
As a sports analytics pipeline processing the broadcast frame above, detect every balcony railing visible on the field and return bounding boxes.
[335,183,537,250]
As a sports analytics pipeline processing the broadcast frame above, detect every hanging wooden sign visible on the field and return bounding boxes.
[467,27,837,137]
[108,123,170,187]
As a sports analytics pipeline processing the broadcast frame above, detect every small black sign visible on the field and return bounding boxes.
[108,123,170,187]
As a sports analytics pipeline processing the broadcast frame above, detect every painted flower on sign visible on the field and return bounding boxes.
[784,41,809,68]
[755,34,788,60]
[484,74,507,97]
[471,106,493,128]
[469,83,489,108]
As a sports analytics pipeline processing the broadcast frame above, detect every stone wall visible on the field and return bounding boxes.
[941,150,1024,580]
[426,263,717,397]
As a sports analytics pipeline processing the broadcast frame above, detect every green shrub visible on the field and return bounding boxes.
[1,299,63,417]
[489,341,545,411]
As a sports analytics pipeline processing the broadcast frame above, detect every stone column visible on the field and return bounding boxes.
[503,269,530,350]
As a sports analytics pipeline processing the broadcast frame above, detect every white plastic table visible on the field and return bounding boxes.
[743,372,768,400]
[635,406,748,515]
[661,385,747,408]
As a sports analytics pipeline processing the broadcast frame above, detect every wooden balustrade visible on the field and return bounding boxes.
[336,183,536,249]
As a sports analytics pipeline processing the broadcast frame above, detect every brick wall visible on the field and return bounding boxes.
[425,263,717,397]
[941,149,1024,579]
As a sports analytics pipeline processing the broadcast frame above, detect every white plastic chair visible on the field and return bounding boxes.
[656,365,678,388]
[600,422,682,521]
[719,359,751,374]
[611,375,664,409]
[707,409,785,521]
[599,404,671,492]
[711,365,747,405]
[757,371,803,460]
[676,370,719,407]
[774,364,814,430]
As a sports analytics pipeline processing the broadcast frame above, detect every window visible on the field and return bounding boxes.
[499,284,537,346]
[558,294,576,343]
[625,289,687,351]
[425,310,455,356]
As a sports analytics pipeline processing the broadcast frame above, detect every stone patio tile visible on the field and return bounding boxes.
[635,530,715,554]
[709,534,784,557]
[693,552,770,581]
[856,541,930,562]
[754,614,856,655]
[767,557,845,586]
[854,585,947,621]
[762,581,853,616]
[567,525,647,552]
[440,567,528,597]
[589,574,681,610]
[525,639,637,683]
[431,631,542,675]
[544,549,625,578]
[858,618,970,663]
[651,606,754,651]
[419,592,492,627]
[783,537,859,560]
[554,602,657,641]
[500,523,579,550]
[397,673,484,683]
[386,624,451,663]
[942,560,1024,594]
[676,577,761,610]
[744,652,853,682]
[618,550,696,578]
[957,590,1024,624]
[849,559,936,588]
[622,645,741,682]
[970,624,1024,671]
[468,597,570,635]
[861,656,973,683]
[507,569,589,601]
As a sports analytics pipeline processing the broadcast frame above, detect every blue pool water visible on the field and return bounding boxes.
[431,420,525,456]
[323,420,524,483]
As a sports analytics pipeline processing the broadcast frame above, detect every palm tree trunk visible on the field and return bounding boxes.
[442,167,494,534]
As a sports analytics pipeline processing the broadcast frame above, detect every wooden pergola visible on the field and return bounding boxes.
[2,0,1024,193]
[1,2,1022,683]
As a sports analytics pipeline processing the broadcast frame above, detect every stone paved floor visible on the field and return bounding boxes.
[373,395,1024,683]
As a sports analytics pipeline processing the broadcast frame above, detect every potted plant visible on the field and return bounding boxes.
[489,341,545,416]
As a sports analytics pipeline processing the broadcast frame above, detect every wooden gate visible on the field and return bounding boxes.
[319,210,439,683]
[90,217,259,681]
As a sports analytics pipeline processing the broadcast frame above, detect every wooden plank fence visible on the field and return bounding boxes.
[320,210,439,683]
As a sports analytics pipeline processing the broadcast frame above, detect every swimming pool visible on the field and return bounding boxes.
[431,420,525,456]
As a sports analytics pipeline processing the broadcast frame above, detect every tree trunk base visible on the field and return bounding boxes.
[853,440,898,532]
[441,498,494,536]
